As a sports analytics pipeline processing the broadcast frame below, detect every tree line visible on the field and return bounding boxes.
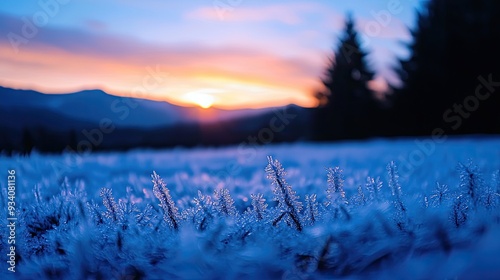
[313,0,500,141]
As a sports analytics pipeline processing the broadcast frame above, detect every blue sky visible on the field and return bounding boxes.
[0,0,425,109]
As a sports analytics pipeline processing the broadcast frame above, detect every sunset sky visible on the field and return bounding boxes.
[0,0,424,109]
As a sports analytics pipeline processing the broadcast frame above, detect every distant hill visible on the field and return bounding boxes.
[0,86,272,128]
[0,86,312,154]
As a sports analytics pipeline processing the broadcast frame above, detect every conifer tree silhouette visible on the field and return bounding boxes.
[316,14,377,140]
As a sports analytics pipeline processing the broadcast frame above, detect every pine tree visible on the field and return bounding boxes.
[316,14,377,140]
[391,0,500,135]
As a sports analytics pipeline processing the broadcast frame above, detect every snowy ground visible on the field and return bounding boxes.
[1,136,500,279]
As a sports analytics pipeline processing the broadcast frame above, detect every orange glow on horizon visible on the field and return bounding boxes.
[0,42,321,110]
[0,2,412,112]
[182,89,216,109]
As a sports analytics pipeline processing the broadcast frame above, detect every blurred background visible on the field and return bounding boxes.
[1,0,499,155]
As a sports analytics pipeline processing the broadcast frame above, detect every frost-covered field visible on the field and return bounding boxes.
[1,137,500,279]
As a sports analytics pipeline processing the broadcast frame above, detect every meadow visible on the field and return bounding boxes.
[1,137,499,279]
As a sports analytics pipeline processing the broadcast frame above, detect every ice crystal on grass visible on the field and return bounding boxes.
[87,202,104,225]
[266,156,303,231]
[304,194,319,225]
[387,161,402,198]
[458,160,485,207]
[136,204,154,227]
[22,182,87,258]
[192,190,215,231]
[386,161,409,231]
[365,176,383,202]
[250,193,267,221]
[451,195,468,228]
[326,167,346,203]
[494,170,500,194]
[326,167,349,220]
[482,186,500,210]
[100,188,122,222]
[430,182,449,207]
[214,188,237,217]
[5,144,500,279]
[352,185,367,206]
[487,171,500,210]
[151,171,180,230]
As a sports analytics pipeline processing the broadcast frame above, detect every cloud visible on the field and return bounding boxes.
[186,3,321,24]
[323,13,410,43]
[0,2,413,109]
[0,13,320,108]
[83,19,107,31]
[356,16,410,41]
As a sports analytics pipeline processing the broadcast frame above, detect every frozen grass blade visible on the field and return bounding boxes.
[326,167,350,220]
[100,188,121,222]
[214,188,237,217]
[266,156,303,231]
[151,171,179,230]
[250,193,267,221]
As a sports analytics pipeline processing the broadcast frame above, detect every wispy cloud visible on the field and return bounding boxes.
[0,13,320,108]
[186,3,321,24]
[83,19,107,31]
[356,17,410,41]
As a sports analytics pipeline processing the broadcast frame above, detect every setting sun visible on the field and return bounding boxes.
[183,90,216,109]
